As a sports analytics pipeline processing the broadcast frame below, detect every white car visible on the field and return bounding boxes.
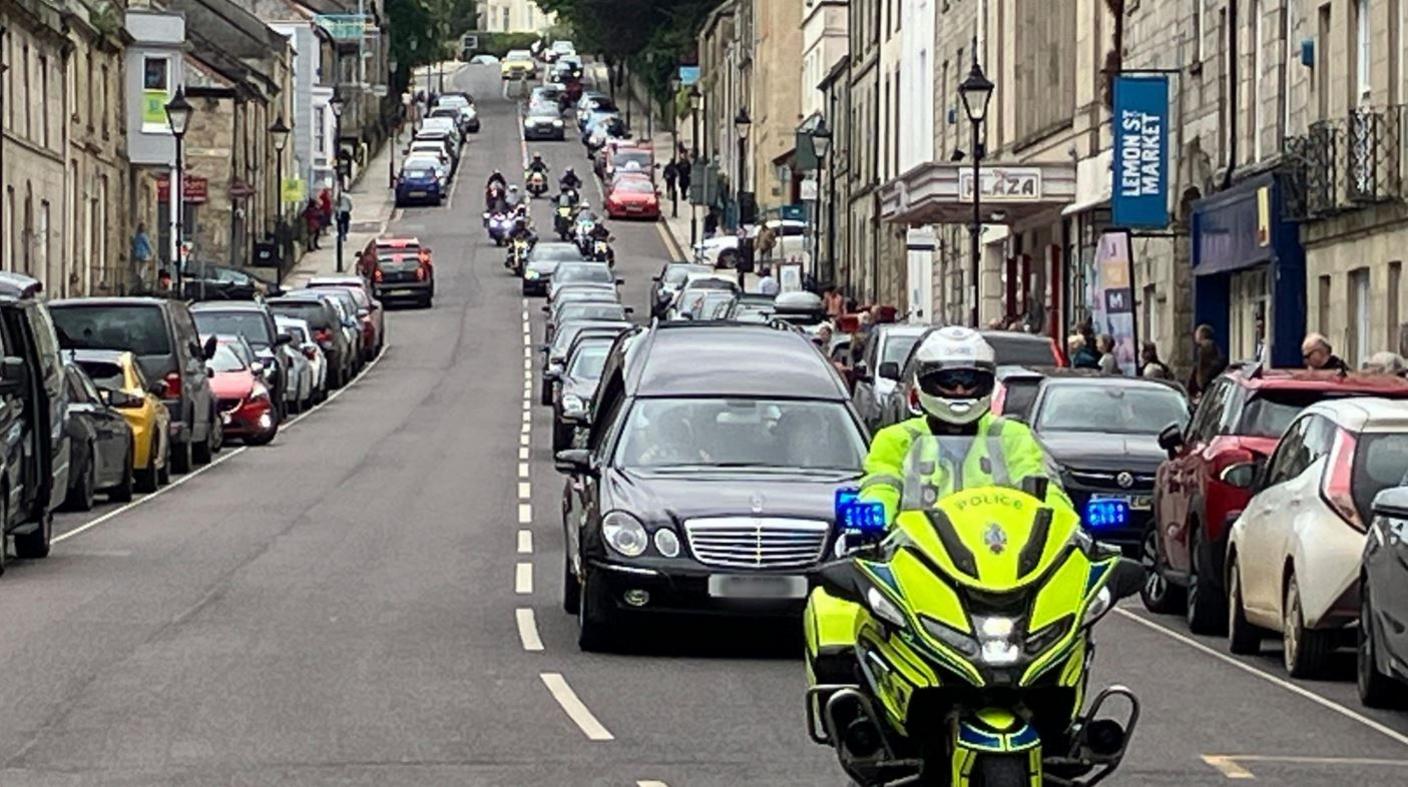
[692,219,810,266]
[1226,397,1408,677]
[275,315,327,406]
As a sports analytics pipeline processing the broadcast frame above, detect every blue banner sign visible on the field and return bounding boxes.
[1112,75,1169,228]
[678,66,701,86]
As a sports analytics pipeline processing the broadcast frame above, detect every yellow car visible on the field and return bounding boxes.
[71,349,172,492]
[500,49,537,80]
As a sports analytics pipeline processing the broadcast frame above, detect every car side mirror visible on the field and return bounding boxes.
[615,278,624,285]
[876,361,900,381]
[651,275,661,282]
[1156,423,1185,458]
[1218,461,1261,490]
[105,389,143,409]
[276,332,294,346]
[1373,487,1408,518]
[544,368,561,381]
[1108,558,1147,601]
[202,335,219,361]
[148,380,168,398]
[0,356,25,394]
[554,448,594,475]
[250,361,266,377]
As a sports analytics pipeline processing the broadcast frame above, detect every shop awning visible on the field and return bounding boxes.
[879,160,1076,226]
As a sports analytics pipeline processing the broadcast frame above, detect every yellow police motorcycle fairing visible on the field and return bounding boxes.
[805,435,1144,786]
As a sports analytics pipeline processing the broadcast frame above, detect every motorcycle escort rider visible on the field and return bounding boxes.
[559,167,583,192]
[527,153,550,177]
[859,326,1071,522]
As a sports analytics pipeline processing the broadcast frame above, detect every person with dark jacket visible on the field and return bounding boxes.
[1188,323,1229,399]
[1140,341,1174,379]
[1302,332,1350,372]
[1068,334,1101,369]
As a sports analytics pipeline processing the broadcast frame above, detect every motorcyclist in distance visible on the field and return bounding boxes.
[527,153,549,176]
[486,169,507,192]
[509,215,538,248]
[560,167,583,191]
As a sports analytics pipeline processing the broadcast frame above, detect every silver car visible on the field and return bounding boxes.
[275,315,326,407]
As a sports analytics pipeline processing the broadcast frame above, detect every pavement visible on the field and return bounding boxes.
[0,61,1404,786]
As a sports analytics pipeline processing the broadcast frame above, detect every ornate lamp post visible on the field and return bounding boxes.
[669,73,681,219]
[329,94,346,273]
[733,107,751,229]
[809,118,832,285]
[165,87,194,296]
[269,116,291,283]
[688,85,703,246]
[958,52,995,329]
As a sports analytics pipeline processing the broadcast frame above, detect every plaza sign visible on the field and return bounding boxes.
[1112,75,1170,228]
[957,167,1043,202]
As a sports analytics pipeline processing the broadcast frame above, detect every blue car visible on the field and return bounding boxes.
[395,166,443,207]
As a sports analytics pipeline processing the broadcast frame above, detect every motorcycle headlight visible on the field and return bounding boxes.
[972,615,1021,666]
[562,393,586,415]
[525,269,540,279]
[866,586,907,629]
[602,511,648,558]
[653,528,681,558]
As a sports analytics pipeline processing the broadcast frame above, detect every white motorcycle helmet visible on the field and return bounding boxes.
[911,326,997,427]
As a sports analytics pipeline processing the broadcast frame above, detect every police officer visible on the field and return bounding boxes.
[527,152,549,176]
[859,327,1070,522]
[559,167,583,191]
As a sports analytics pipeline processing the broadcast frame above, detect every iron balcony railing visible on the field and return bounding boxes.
[1289,106,1405,219]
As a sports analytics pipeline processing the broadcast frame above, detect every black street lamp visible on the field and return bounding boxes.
[688,85,703,246]
[669,73,681,219]
[269,116,291,283]
[165,87,194,296]
[810,118,832,285]
[388,55,399,189]
[958,50,994,329]
[329,93,346,273]
[733,107,751,229]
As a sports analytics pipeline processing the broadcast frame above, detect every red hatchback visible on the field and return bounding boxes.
[208,338,278,446]
[1146,366,1408,632]
[604,175,660,219]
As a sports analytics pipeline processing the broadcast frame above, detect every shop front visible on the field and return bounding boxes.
[1189,172,1305,368]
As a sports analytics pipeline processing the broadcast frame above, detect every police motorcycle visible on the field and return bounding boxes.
[807,435,1144,786]
[589,237,614,266]
[505,236,531,275]
[554,190,580,240]
[484,211,513,246]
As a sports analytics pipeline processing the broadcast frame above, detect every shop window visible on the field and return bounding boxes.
[1349,267,1371,367]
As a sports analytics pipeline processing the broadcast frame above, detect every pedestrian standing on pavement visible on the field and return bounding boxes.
[663,159,679,200]
[757,265,780,296]
[1069,334,1100,369]
[1140,341,1174,379]
[131,223,154,284]
[1096,334,1119,374]
[1302,332,1350,372]
[677,157,692,201]
[822,286,844,320]
[1187,323,1228,400]
[336,191,353,242]
[704,208,720,238]
[756,222,778,263]
[303,200,322,250]
[318,189,333,240]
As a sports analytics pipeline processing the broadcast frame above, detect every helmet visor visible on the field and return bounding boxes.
[918,368,994,399]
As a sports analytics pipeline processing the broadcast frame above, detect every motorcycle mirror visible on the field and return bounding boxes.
[1109,558,1146,602]
[812,560,862,604]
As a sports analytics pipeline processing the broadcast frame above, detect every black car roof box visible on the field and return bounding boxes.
[0,271,42,299]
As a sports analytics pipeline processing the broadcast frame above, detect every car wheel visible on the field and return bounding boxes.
[577,567,618,652]
[1227,558,1263,655]
[158,438,172,485]
[136,438,159,492]
[14,512,52,560]
[1139,523,1185,615]
[1283,573,1333,678]
[244,421,278,447]
[562,550,581,614]
[1358,582,1408,708]
[421,294,433,309]
[1185,526,1226,635]
[111,450,135,503]
[193,414,216,465]
[64,448,96,512]
[171,435,193,474]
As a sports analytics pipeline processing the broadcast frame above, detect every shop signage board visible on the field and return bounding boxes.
[1112,75,1170,228]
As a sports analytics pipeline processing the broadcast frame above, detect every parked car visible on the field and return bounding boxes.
[0,274,72,564]
[603,144,654,182]
[990,366,1053,421]
[1226,398,1408,677]
[722,293,778,324]
[849,324,927,432]
[267,293,356,389]
[50,296,218,473]
[61,362,135,510]
[434,93,479,133]
[880,329,1067,428]
[275,316,327,406]
[190,301,292,422]
[365,246,435,308]
[71,349,172,493]
[395,162,445,207]
[649,262,713,318]
[1028,374,1191,550]
[555,322,867,650]
[1147,368,1408,633]
[208,338,278,446]
[290,288,365,369]
[541,321,632,406]
[1361,480,1408,706]
[523,242,589,296]
[551,335,614,453]
[605,175,661,219]
[306,279,386,360]
[180,263,282,301]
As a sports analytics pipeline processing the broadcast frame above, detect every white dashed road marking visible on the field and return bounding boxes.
[517,529,533,554]
[515,561,533,594]
[518,503,532,523]
[516,608,544,652]
[541,673,614,741]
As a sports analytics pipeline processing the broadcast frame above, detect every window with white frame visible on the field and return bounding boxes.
[1253,0,1264,161]
[1357,0,1372,103]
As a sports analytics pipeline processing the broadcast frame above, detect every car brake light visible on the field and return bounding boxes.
[164,371,182,400]
[1321,428,1363,530]
[314,327,333,347]
[416,265,428,281]
[303,346,318,360]
[907,385,920,413]
[373,268,384,283]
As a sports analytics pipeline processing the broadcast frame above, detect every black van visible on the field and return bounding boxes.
[49,297,219,472]
[0,273,72,569]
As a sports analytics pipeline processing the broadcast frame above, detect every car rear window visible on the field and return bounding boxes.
[999,377,1044,421]
[76,360,125,389]
[269,301,330,328]
[50,304,171,355]
[193,311,273,349]
[881,334,921,367]
[986,334,1060,366]
[1237,390,1332,438]
[1354,432,1408,524]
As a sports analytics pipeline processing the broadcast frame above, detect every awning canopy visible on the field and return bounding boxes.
[879,160,1077,226]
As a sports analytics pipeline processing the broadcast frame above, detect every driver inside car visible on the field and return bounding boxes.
[858,326,1071,524]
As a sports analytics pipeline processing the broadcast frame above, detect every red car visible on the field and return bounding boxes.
[605,175,661,219]
[358,236,429,280]
[1146,366,1408,632]
[208,337,278,446]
